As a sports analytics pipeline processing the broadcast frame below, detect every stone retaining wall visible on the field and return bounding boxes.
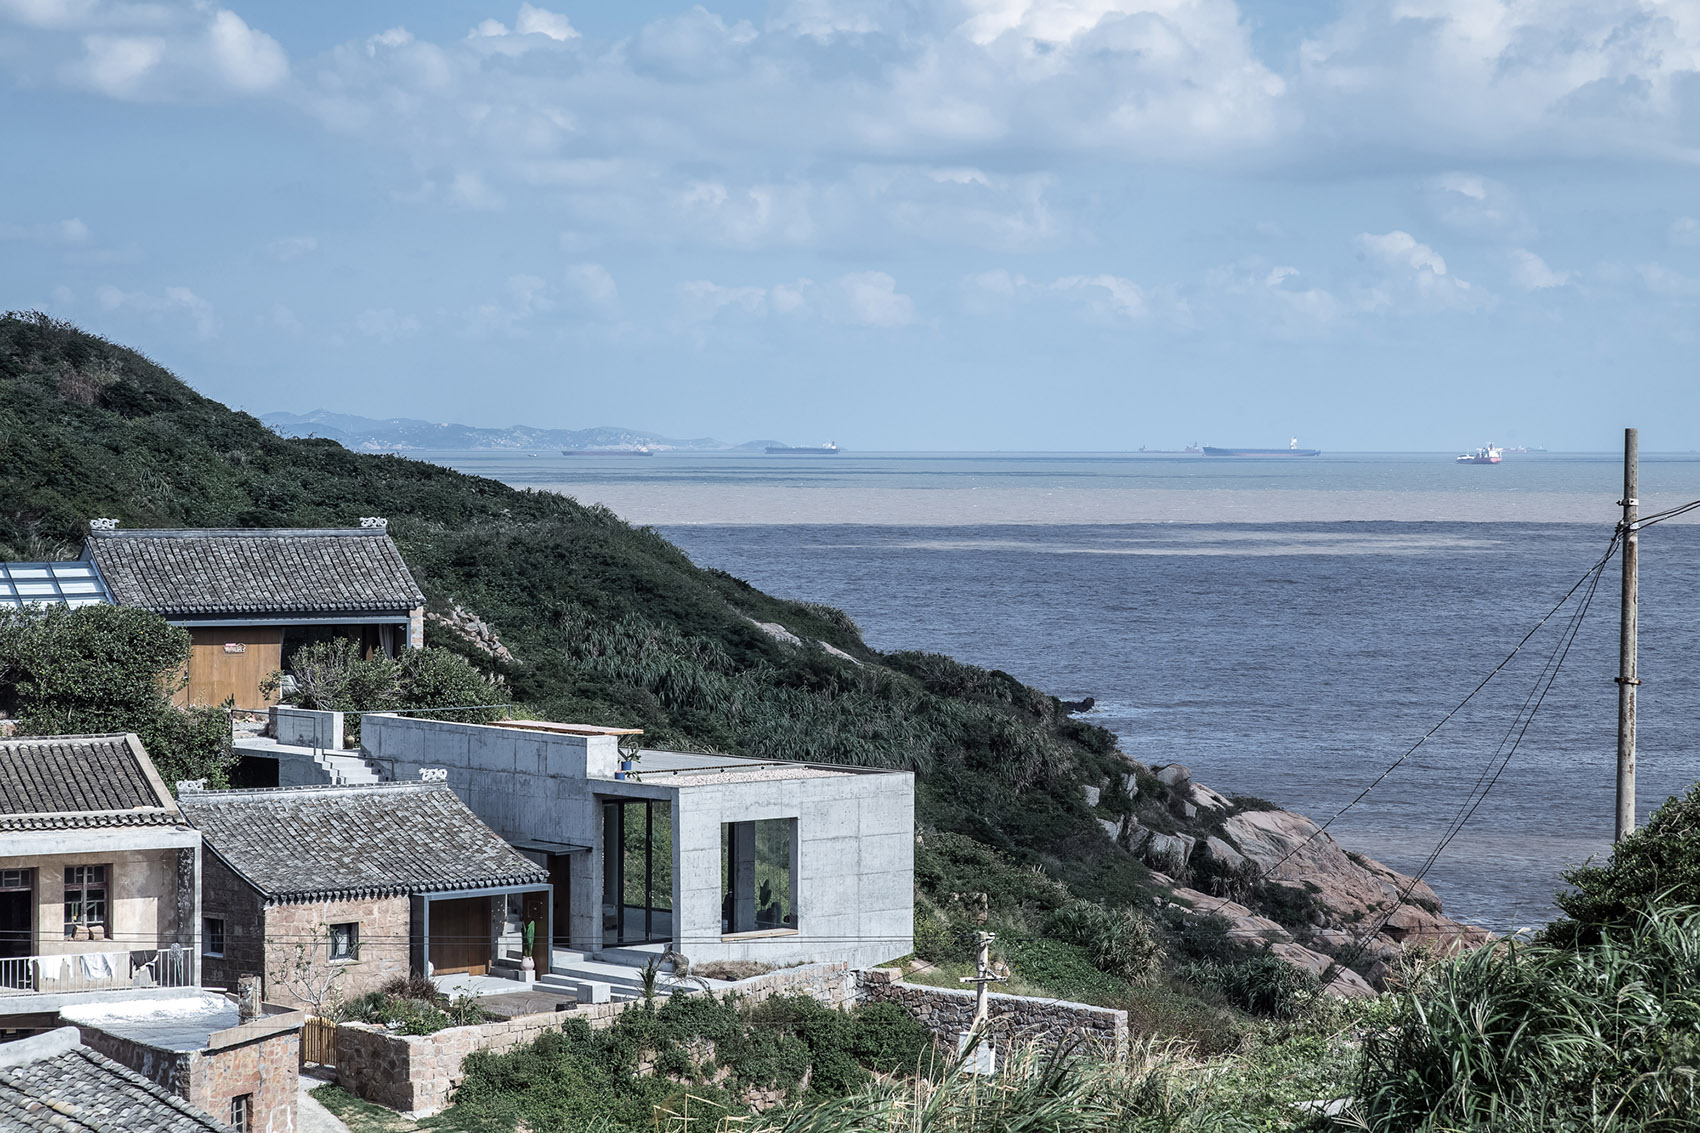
[857,968,1128,1060]
[335,960,1123,1116]
[333,962,855,1116]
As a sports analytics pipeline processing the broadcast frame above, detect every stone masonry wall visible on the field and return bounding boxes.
[264,896,410,1011]
[74,1026,299,1133]
[200,853,265,994]
[857,968,1127,1060]
[333,961,1123,1117]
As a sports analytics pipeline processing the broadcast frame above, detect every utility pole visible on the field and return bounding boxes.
[957,931,1003,1074]
[1616,427,1639,843]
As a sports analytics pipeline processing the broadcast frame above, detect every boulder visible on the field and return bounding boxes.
[1097,817,1121,843]
[1141,832,1190,873]
[1191,783,1232,812]
[1154,763,1191,788]
[1204,836,1247,872]
[1083,784,1102,807]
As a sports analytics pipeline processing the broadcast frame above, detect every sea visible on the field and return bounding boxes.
[412,450,1700,933]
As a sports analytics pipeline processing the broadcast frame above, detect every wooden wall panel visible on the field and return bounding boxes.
[185,627,284,710]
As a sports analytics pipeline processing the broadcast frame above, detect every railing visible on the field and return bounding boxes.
[0,945,194,996]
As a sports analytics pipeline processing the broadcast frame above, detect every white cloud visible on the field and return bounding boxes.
[206,8,286,92]
[355,307,420,341]
[678,279,768,322]
[1637,262,1700,299]
[448,171,505,211]
[367,26,413,55]
[1670,217,1700,247]
[463,273,553,337]
[74,33,164,96]
[835,270,916,327]
[515,4,577,41]
[97,283,218,338]
[563,262,617,309]
[1052,273,1147,320]
[1354,230,1481,311]
[50,284,74,306]
[0,217,90,243]
[266,235,317,261]
[268,304,303,334]
[1508,249,1572,291]
[1418,173,1535,241]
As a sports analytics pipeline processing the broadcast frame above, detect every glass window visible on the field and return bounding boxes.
[230,1093,253,1132]
[722,819,796,935]
[0,870,31,892]
[601,799,673,947]
[328,922,359,961]
[64,865,108,938]
[203,918,225,957]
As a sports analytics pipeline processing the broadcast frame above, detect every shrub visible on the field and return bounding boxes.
[1178,953,1320,1019]
[1355,905,1700,1131]
[1549,782,1700,946]
[1042,900,1163,984]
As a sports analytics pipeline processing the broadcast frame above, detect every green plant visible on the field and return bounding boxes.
[1177,953,1321,1020]
[522,919,536,955]
[1042,900,1164,984]
[1549,782,1700,946]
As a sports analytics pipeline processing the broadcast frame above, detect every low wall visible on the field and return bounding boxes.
[858,968,1128,1060]
[273,707,344,750]
[336,963,855,1116]
[335,961,1123,1116]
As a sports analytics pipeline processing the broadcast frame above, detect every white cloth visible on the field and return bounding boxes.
[80,952,113,980]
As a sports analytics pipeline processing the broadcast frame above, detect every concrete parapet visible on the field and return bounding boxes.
[273,707,344,751]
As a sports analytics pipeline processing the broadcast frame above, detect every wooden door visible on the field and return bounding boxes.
[428,897,490,976]
[182,627,284,710]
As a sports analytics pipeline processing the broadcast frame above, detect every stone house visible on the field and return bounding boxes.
[362,715,914,971]
[0,734,201,1029]
[178,782,551,1010]
[0,1026,236,1132]
[0,518,427,711]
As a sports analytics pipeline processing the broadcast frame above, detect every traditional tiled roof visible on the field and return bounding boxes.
[177,782,549,903]
[0,735,180,831]
[0,1028,233,1132]
[86,527,425,617]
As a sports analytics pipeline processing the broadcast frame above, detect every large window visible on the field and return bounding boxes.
[601,800,673,946]
[722,819,796,936]
[64,865,108,938]
[203,918,226,958]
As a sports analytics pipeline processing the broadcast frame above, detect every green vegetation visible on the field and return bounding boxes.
[442,992,930,1132]
[0,603,234,787]
[276,639,507,744]
[336,975,496,1036]
[1549,782,1700,946]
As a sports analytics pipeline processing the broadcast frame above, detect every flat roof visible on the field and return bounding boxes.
[492,720,645,737]
[61,994,239,1053]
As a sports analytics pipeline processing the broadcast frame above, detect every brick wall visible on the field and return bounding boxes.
[200,854,264,993]
[263,896,410,1011]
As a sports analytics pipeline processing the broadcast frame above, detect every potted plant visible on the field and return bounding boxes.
[521,920,536,974]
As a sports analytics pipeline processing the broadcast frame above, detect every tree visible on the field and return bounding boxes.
[0,604,234,789]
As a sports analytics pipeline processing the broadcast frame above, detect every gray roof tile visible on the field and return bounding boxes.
[0,735,179,831]
[87,528,425,617]
[0,1029,233,1132]
[178,783,549,903]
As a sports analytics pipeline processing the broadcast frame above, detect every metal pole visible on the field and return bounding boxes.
[1616,427,1639,843]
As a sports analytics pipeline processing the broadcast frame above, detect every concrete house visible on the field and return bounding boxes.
[0,734,201,1028]
[179,782,551,1009]
[0,519,427,711]
[362,716,914,971]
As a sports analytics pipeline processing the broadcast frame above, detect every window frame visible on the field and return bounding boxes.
[202,916,226,958]
[328,921,360,962]
[63,864,110,939]
[229,1092,253,1132]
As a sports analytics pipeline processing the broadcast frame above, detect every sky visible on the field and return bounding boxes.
[2,1,1699,451]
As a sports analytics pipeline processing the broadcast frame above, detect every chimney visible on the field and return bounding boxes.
[236,975,262,1023]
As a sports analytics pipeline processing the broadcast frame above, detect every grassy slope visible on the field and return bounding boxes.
[0,312,1148,904]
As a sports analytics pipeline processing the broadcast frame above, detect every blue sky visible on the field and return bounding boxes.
[3,0,1699,451]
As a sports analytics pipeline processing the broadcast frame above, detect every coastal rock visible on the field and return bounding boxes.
[1141,832,1191,873]
[746,618,804,649]
[1098,817,1121,843]
[427,604,516,664]
[1204,836,1247,872]
[1191,784,1232,813]
[1154,764,1191,789]
[1083,785,1102,808]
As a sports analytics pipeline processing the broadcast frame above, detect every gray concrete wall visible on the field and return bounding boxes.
[272,707,343,750]
[362,716,913,970]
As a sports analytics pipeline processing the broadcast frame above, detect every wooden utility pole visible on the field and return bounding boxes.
[957,931,1002,1074]
[1616,427,1639,843]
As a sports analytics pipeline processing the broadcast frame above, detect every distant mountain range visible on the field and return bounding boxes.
[261,410,777,453]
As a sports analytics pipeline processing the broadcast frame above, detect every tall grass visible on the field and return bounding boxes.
[1351,904,1700,1131]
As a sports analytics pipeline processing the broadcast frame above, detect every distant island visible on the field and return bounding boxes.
[261,409,781,454]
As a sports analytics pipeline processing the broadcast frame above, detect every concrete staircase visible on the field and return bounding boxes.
[310,749,384,786]
[542,950,650,1003]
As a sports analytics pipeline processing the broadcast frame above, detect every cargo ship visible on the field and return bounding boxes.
[1202,438,1320,457]
[1455,445,1503,465]
[766,442,840,454]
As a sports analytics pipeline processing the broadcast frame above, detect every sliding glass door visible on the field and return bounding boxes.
[601,800,673,946]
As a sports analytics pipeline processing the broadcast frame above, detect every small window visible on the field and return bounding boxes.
[328,922,359,961]
[0,869,31,893]
[203,917,225,957]
[230,1093,253,1132]
[64,865,108,938]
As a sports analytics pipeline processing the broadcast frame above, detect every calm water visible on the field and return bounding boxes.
[422,450,1700,931]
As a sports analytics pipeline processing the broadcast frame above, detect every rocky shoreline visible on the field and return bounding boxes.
[1095,761,1490,995]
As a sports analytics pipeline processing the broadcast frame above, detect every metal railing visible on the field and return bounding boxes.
[0,945,194,996]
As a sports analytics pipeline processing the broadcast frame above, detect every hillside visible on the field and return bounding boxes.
[0,311,1477,1023]
[260,408,767,453]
